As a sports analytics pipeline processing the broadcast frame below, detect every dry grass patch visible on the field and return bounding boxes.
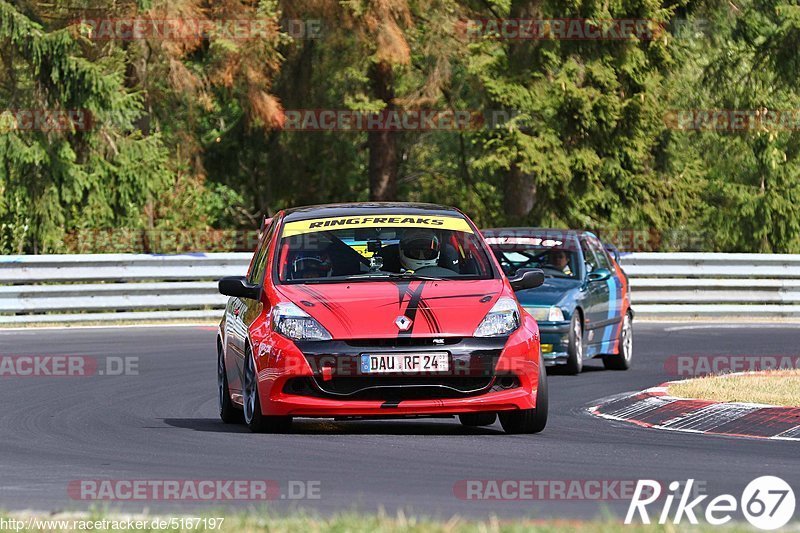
[667,369,800,406]
[0,510,765,533]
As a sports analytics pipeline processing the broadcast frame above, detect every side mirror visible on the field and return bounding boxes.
[509,268,545,291]
[605,244,620,263]
[587,268,612,283]
[219,276,262,300]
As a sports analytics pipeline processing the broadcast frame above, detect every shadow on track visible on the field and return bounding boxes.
[546,362,606,376]
[162,417,506,436]
[160,418,251,433]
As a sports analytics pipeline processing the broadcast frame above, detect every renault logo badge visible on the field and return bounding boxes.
[395,316,412,331]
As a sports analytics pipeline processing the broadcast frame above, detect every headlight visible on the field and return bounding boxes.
[548,306,565,321]
[271,302,332,341]
[526,306,565,322]
[474,297,520,337]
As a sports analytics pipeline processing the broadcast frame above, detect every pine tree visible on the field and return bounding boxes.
[0,0,171,252]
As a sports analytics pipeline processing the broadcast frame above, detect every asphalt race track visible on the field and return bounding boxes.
[0,323,797,520]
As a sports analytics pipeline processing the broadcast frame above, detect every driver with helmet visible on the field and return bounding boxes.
[399,228,441,272]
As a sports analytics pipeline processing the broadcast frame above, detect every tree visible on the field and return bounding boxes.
[676,0,800,252]
[467,0,675,231]
[0,0,171,253]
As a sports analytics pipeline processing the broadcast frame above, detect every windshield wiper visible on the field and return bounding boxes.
[336,272,391,280]
[387,272,447,281]
[333,272,448,281]
[302,272,449,283]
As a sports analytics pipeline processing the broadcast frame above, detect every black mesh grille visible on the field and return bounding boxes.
[344,337,462,348]
[283,376,495,400]
[490,375,520,392]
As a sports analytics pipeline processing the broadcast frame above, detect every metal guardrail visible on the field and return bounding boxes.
[0,253,250,324]
[621,253,800,317]
[1,252,799,323]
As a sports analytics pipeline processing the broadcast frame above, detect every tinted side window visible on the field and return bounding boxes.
[248,222,276,285]
[589,238,612,269]
[580,239,599,274]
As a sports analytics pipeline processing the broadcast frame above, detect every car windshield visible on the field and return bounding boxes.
[484,235,579,279]
[276,214,496,283]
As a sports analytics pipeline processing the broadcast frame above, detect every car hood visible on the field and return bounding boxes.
[275,279,505,339]
[515,277,582,308]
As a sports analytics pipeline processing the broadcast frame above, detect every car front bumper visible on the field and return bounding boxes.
[269,386,537,417]
[536,321,570,366]
[250,315,544,417]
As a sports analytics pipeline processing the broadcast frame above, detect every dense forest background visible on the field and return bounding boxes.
[1,0,799,254]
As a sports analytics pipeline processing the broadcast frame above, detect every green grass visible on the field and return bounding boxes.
[0,510,769,532]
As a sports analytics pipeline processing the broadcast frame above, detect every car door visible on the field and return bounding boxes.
[579,237,610,350]
[225,219,274,396]
[588,236,624,351]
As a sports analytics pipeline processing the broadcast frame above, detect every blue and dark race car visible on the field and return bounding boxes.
[483,228,633,374]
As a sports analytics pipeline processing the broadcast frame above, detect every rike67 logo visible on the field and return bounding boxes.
[626,476,795,530]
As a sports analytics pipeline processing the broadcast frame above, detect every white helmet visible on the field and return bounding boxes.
[399,229,440,271]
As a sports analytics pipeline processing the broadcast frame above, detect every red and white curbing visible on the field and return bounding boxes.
[588,377,800,441]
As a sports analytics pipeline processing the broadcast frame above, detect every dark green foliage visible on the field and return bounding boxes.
[1,0,798,253]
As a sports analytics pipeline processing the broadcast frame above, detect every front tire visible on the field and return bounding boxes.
[565,312,584,374]
[459,412,497,427]
[218,346,241,424]
[603,312,632,370]
[243,347,292,433]
[499,356,548,434]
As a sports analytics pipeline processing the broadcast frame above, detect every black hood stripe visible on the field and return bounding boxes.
[412,292,498,302]
[398,281,426,337]
[418,298,441,334]
[296,286,353,334]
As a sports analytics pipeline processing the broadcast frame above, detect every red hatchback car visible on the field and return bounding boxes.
[216,203,547,433]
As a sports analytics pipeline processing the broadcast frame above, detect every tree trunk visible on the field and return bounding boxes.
[501,0,539,221]
[503,162,536,223]
[368,61,399,201]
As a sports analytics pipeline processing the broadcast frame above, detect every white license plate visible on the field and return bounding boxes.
[360,353,449,374]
